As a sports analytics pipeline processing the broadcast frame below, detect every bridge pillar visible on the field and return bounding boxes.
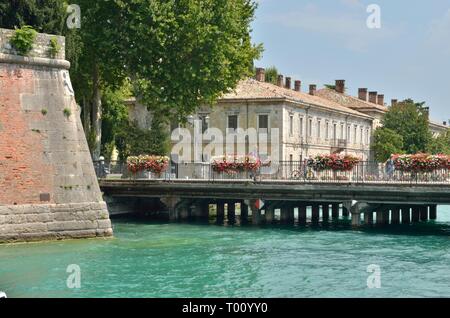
[252,208,262,225]
[429,205,437,220]
[265,205,275,224]
[312,204,320,224]
[322,203,330,221]
[391,208,400,225]
[412,207,420,223]
[420,206,428,221]
[298,205,307,225]
[216,201,225,224]
[160,197,185,221]
[364,211,373,225]
[280,206,291,224]
[240,203,249,224]
[401,207,411,224]
[376,210,385,225]
[332,203,339,218]
[349,203,361,227]
[342,205,349,217]
[227,202,236,224]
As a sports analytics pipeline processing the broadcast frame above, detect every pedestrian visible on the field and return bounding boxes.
[385,155,395,180]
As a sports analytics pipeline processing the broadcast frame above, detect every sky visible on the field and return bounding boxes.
[251,0,450,123]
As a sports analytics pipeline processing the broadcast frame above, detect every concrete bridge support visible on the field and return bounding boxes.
[420,206,428,221]
[391,208,400,225]
[312,204,320,224]
[298,205,307,225]
[332,203,340,218]
[265,205,275,224]
[216,201,225,224]
[342,205,349,217]
[227,202,236,224]
[429,205,437,220]
[401,207,411,224]
[240,203,249,224]
[322,203,330,221]
[280,205,294,224]
[412,207,420,223]
[364,211,373,225]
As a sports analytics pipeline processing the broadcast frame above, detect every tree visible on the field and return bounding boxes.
[264,66,278,85]
[372,128,404,162]
[428,131,450,155]
[0,0,66,35]
[382,99,432,154]
[122,0,262,120]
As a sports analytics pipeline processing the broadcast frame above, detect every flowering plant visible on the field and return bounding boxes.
[307,154,360,171]
[211,155,261,173]
[127,155,170,174]
[392,153,450,172]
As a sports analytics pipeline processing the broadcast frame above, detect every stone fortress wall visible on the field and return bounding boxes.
[0,28,112,242]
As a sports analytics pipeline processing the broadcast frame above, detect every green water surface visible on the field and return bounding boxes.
[1,207,450,298]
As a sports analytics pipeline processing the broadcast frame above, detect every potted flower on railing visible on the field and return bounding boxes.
[307,154,361,181]
[211,155,262,176]
[126,155,170,179]
[392,153,450,174]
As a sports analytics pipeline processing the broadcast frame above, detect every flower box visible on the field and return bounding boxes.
[392,154,450,172]
[127,155,170,175]
[211,155,261,174]
[307,154,360,172]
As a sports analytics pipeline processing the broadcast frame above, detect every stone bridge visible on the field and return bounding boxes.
[99,179,450,227]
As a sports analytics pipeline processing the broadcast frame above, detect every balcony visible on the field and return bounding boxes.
[331,139,347,153]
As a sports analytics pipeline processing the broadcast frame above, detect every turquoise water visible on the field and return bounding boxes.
[1,207,450,298]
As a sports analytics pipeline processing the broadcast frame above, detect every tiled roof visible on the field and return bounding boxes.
[315,88,388,112]
[220,79,372,118]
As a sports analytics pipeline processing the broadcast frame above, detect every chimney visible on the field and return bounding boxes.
[423,107,430,119]
[294,80,301,92]
[335,80,345,94]
[358,88,368,101]
[443,121,447,126]
[285,77,291,89]
[255,68,265,82]
[391,99,398,106]
[277,75,284,87]
[309,84,317,96]
[369,91,378,104]
[377,94,384,106]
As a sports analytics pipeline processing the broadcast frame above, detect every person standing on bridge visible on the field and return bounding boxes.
[385,155,395,181]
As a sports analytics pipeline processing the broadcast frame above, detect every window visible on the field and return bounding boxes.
[347,125,351,141]
[340,124,344,139]
[309,119,313,137]
[333,123,337,140]
[354,125,357,144]
[299,117,304,137]
[199,114,209,134]
[227,115,238,132]
[360,128,364,144]
[326,122,329,140]
[317,120,321,139]
[289,115,294,135]
[366,129,370,144]
[258,114,269,133]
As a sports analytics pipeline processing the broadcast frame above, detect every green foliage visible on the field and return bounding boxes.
[48,36,60,58]
[63,108,71,117]
[264,66,279,85]
[427,130,450,155]
[382,99,432,154]
[114,118,170,162]
[0,0,67,35]
[41,108,48,115]
[10,25,37,56]
[372,128,404,162]
[324,84,336,90]
[124,0,262,119]
[101,86,131,160]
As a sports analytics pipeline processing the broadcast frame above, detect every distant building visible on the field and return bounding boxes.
[126,68,448,163]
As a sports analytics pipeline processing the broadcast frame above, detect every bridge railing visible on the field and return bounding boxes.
[93,160,450,184]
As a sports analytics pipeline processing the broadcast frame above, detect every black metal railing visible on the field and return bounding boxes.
[93,160,450,184]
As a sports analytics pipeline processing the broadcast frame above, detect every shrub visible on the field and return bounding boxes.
[10,26,37,56]
[48,36,61,58]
